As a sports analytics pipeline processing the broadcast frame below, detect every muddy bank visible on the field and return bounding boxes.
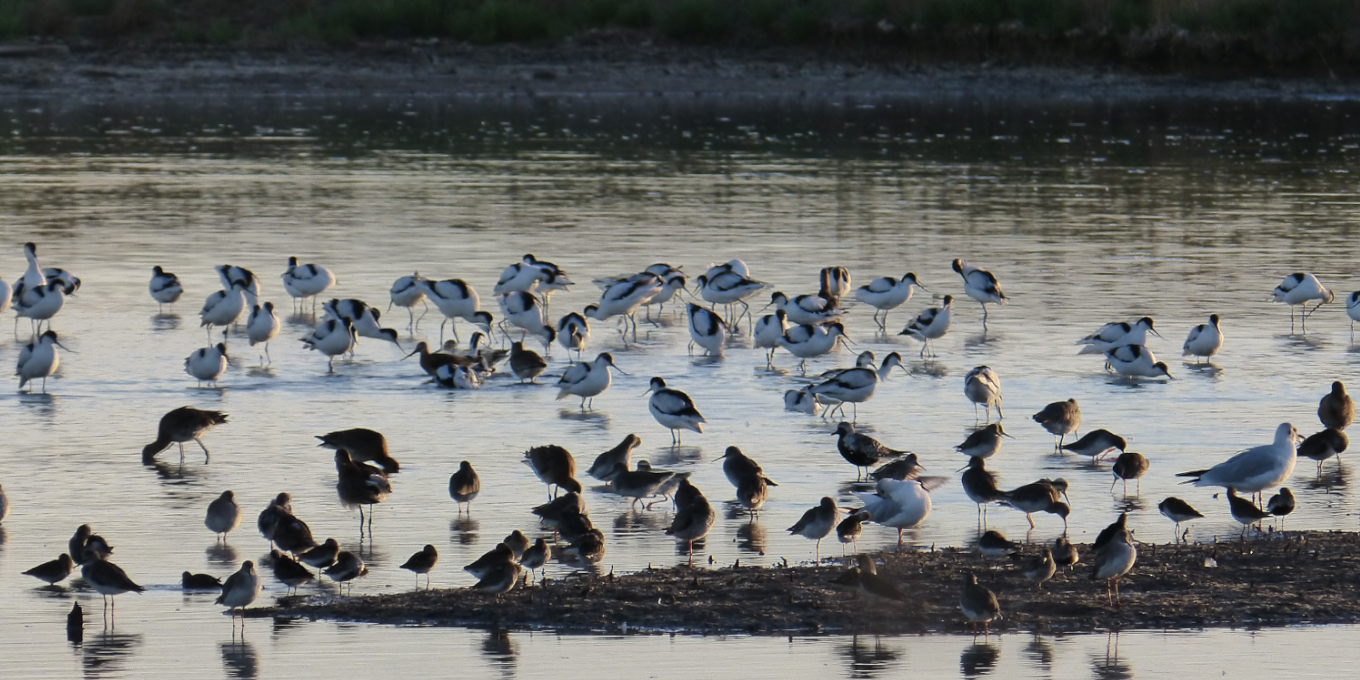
[0,43,1358,102]
[263,531,1360,635]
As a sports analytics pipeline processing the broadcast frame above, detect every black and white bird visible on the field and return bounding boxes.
[1032,398,1081,449]
[215,264,260,307]
[301,317,358,372]
[585,273,663,336]
[1266,487,1295,531]
[1182,314,1223,363]
[388,272,427,328]
[952,259,1007,326]
[753,309,789,365]
[767,290,842,326]
[687,302,728,357]
[694,268,765,332]
[778,322,849,371]
[199,282,247,342]
[419,278,492,345]
[1104,344,1173,379]
[555,311,591,362]
[17,329,67,393]
[898,295,952,357]
[280,256,336,313]
[185,343,228,387]
[1272,272,1334,333]
[246,302,281,363]
[499,291,555,349]
[322,299,401,350]
[808,353,906,420]
[645,377,706,445]
[555,352,626,409]
[149,265,183,312]
[854,272,927,331]
[1077,317,1161,354]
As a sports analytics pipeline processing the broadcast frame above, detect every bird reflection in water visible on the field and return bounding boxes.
[910,360,948,379]
[1024,633,1054,670]
[613,509,667,534]
[220,639,259,679]
[1305,464,1349,494]
[82,631,142,678]
[450,516,480,545]
[737,519,767,555]
[481,628,517,676]
[206,542,240,567]
[558,408,610,430]
[150,313,181,332]
[146,458,201,482]
[18,392,58,420]
[1092,632,1133,680]
[838,635,901,679]
[960,641,1000,678]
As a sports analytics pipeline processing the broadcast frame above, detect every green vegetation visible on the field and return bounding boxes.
[0,0,1356,72]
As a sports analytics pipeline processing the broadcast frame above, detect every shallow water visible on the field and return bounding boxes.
[0,92,1359,678]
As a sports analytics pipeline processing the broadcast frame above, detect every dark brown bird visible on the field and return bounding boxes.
[271,510,318,555]
[509,341,548,383]
[1052,536,1078,570]
[257,493,293,546]
[521,538,550,585]
[855,554,908,601]
[400,544,439,589]
[1266,487,1295,531]
[736,473,769,517]
[1298,428,1349,471]
[404,341,478,376]
[449,461,480,511]
[24,554,75,585]
[563,527,607,564]
[665,490,716,565]
[1111,451,1149,495]
[869,454,924,481]
[69,525,94,564]
[1227,487,1271,537]
[1320,381,1354,431]
[960,574,1001,632]
[1093,512,1128,552]
[316,428,399,473]
[299,538,340,569]
[531,491,587,537]
[1013,548,1056,589]
[523,445,581,499]
[503,530,531,560]
[465,543,515,580]
[837,509,871,554]
[270,549,314,595]
[1032,398,1081,448]
[587,434,642,482]
[142,406,228,462]
[324,551,368,594]
[181,571,222,590]
[335,450,392,529]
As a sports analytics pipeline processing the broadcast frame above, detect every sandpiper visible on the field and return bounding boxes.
[1111,452,1149,495]
[854,554,908,602]
[1032,399,1081,449]
[1157,497,1204,542]
[82,554,145,616]
[836,509,871,554]
[256,493,292,546]
[449,461,480,512]
[1001,482,1069,530]
[324,551,368,594]
[400,545,439,589]
[960,574,1002,632]
[1060,429,1127,460]
[465,544,515,580]
[521,538,550,585]
[299,538,341,570]
[977,530,1019,559]
[182,572,222,590]
[23,554,74,585]
[1319,381,1354,431]
[509,341,548,383]
[956,423,1013,460]
[1298,428,1348,471]
[736,473,770,517]
[833,421,908,479]
[1015,548,1056,589]
[205,490,241,542]
[523,445,582,499]
[587,434,642,482]
[143,406,228,463]
[961,457,1005,524]
[471,560,524,600]
[1052,537,1078,571]
[316,428,399,473]
[1266,488,1295,531]
[1090,529,1137,607]
[270,550,314,595]
[869,454,924,481]
[964,366,1003,421]
[1227,488,1271,537]
[665,488,716,565]
[335,451,392,529]
[788,497,840,561]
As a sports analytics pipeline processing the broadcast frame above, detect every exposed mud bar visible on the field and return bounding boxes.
[261,530,1360,635]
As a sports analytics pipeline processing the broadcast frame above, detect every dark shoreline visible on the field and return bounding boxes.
[1,43,1359,103]
[260,530,1360,635]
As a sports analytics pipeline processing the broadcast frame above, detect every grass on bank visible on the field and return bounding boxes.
[0,0,1357,56]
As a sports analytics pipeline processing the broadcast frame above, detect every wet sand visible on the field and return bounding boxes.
[263,530,1360,634]
[0,43,1356,101]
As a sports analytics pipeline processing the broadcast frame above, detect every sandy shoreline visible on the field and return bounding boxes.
[260,530,1360,635]
[1,43,1357,102]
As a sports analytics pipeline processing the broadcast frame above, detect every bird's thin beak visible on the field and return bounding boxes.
[1150,329,1164,339]
[401,349,419,360]
[1001,431,1016,439]
[955,463,970,472]
[609,359,630,375]
[641,387,654,396]
[55,341,75,353]
[757,302,773,312]
[917,284,931,293]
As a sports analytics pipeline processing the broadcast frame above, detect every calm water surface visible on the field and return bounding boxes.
[0,92,1358,678]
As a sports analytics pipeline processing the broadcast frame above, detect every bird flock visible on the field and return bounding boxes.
[4,241,1359,630]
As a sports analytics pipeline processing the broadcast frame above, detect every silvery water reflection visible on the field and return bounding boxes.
[0,93,1359,678]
